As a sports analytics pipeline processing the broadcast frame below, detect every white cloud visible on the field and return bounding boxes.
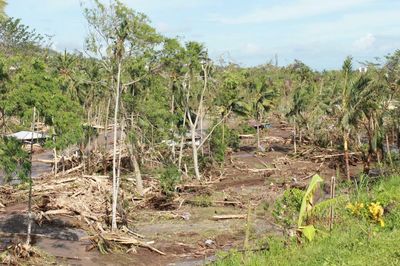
[212,0,373,24]
[353,33,376,50]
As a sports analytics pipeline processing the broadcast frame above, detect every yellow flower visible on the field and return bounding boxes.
[347,202,364,216]
[368,202,385,227]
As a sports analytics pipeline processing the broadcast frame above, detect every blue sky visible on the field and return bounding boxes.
[6,0,400,70]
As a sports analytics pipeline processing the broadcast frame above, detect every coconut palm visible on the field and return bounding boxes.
[336,57,373,180]
[249,76,276,150]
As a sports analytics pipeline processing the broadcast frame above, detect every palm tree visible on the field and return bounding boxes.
[249,76,275,150]
[337,57,372,180]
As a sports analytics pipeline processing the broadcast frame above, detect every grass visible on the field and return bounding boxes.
[214,175,400,266]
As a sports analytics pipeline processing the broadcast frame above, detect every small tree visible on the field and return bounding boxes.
[0,137,30,182]
[84,0,161,230]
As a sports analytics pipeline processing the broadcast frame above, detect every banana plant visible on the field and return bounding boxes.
[297,174,345,241]
[297,174,324,241]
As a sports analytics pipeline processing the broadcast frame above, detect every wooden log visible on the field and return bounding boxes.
[239,134,254,139]
[82,175,109,179]
[311,152,361,159]
[247,168,276,173]
[43,209,73,215]
[211,214,246,220]
[63,164,83,175]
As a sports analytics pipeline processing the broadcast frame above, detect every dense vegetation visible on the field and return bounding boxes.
[215,174,400,265]
[0,0,399,264]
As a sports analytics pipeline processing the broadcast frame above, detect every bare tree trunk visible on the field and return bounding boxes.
[177,111,187,172]
[200,106,204,156]
[111,61,122,231]
[343,132,351,181]
[53,147,57,176]
[133,155,143,195]
[257,126,260,150]
[191,123,201,180]
[115,119,125,205]
[26,107,36,245]
[183,63,209,180]
[62,155,65,175]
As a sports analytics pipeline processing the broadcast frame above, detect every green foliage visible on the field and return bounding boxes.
[215,175,400,266]
[0,0,6,19]
[0,137,30,182]
[0,17,44,55]
[273,188,304,229]
[83,0,162,59]
[198,154,213,173]
[158,165,180,196]
[210,124,240,163]
[4,58,84,150]
[238,123,256,134]
[298,174,324,227]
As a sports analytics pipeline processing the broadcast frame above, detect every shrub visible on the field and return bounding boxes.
[158,165,180,196]
[210,124,240,164]
[0,137,30,182]
[272,188,305,230]
[238,123,256,134]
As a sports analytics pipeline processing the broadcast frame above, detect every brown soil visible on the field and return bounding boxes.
[0,116,365,265]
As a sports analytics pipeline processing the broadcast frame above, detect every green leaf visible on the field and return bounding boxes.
[298,174,324,227]
[299,225,316,242]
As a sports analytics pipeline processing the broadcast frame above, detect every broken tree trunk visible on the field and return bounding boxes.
[133,155,143,196]
[111,60,122,231]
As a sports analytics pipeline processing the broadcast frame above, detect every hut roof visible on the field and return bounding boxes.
[7,131,49,141]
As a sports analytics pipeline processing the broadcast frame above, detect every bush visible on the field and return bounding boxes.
[272,188,305,230]
[158,165,180,196]
[210,124,240,164]
[238,123,256,134]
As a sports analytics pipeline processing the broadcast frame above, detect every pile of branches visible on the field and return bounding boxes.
[0,174,165,256]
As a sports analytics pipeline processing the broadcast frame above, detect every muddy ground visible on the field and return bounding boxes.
[0,117,363,265]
